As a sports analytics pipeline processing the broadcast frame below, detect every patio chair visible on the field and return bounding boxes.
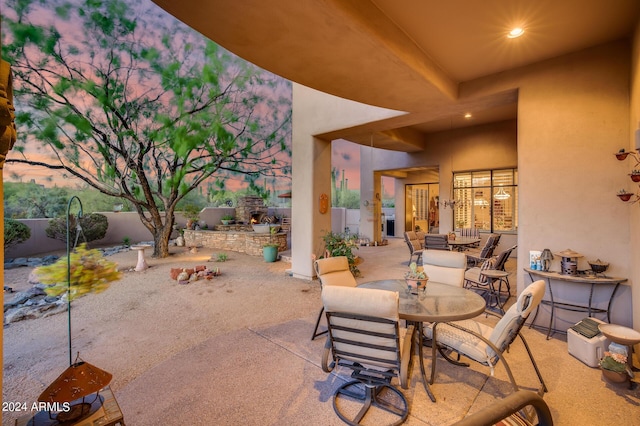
[452,390,553,426]
[311,256,357,340]
[403,231,423,264]
[425,280,548,395]
[321,285,413,426]
[465,244,517,295]
[459,228,480,248]
[466,233,500,268]
[421,250,466,287]
[415,231,426,248]
[424,234,450,251]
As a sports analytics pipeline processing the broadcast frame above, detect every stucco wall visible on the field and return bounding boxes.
[630,21,640,333]
[5,207,292,258]
[295,40,636,329]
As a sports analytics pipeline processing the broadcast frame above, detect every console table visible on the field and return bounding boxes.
[524,268,627,339]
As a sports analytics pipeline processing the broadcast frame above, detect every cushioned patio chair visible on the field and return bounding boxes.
[425,280,548,395]
[466,233,500,268]
[403,231,423,264]
[311,256,357,340]
[421,250,466,287]
[321,285,414,426]
[424,234,450,251]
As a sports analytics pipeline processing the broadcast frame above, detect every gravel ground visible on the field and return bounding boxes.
[2,246,319,425]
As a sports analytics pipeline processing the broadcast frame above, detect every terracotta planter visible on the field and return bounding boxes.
[617,193,634,202]
[405,278,428,292]
[615,152,630,160]
[601,368,629,385]
[630,174,640,182]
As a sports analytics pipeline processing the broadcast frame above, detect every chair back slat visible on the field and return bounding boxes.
[424,234,450,250]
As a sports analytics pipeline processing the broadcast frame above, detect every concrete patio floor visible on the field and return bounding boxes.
[4,238,640,425]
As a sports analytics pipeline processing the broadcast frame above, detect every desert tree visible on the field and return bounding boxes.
[2,0,292,257]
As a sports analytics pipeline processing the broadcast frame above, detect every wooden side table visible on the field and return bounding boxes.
[15,387,125,426]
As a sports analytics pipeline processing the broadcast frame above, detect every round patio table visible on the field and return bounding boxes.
[359,279,486,402]
[447,237,481,251]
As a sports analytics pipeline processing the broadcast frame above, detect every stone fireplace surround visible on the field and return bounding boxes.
[183,196,287,256]
[183,229,287,256]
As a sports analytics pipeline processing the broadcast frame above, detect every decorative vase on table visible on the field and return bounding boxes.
[405,262,428,294]
[405,278,428,294]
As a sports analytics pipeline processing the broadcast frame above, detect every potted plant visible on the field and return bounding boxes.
[599,350,632,384]
[183,204,201,229]
[405,261,429,293]
[617,189,635,202]
[321,231,360,276]
[220,214,234,225]
[629,170,640,183]
[262,226,279,262]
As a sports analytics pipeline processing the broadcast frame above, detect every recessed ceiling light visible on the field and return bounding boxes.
[464,113,472,119]
[507,27,525,39]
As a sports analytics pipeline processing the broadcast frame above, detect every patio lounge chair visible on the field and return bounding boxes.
[425,280,548,395]
[465,245,517,296]
[321,285,413,426]
[466,233,501,268]
[310,256,357,340]
[403,231,424,264]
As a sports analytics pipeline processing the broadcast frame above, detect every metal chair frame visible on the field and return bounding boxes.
[322,311,414,426]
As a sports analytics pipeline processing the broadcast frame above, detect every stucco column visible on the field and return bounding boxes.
[291,133,332,280]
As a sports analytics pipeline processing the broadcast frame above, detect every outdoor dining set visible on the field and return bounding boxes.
[310,231,550,426]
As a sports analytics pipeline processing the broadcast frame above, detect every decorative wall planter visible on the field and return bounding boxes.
[617,193,634,202]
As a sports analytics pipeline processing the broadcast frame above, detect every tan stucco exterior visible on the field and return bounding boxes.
[292,39,638,330]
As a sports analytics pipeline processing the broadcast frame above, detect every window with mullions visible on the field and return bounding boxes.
[452,169,517,233]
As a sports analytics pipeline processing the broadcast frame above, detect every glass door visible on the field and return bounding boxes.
[405,183,439,233]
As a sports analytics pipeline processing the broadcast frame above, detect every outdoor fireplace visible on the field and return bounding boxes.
[236,196,267,224]
[250,212,265,224]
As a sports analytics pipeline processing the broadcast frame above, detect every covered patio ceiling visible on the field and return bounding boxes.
[152,0,640,152]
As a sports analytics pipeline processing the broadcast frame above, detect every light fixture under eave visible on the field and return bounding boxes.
[494,187,511,200]
[507,27,525,38]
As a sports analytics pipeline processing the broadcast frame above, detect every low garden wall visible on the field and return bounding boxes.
[183,229,288,256]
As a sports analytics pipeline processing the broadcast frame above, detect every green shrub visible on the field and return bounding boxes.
[322,231,360,276]
[4,219,31,249]
[45,213,109,244]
